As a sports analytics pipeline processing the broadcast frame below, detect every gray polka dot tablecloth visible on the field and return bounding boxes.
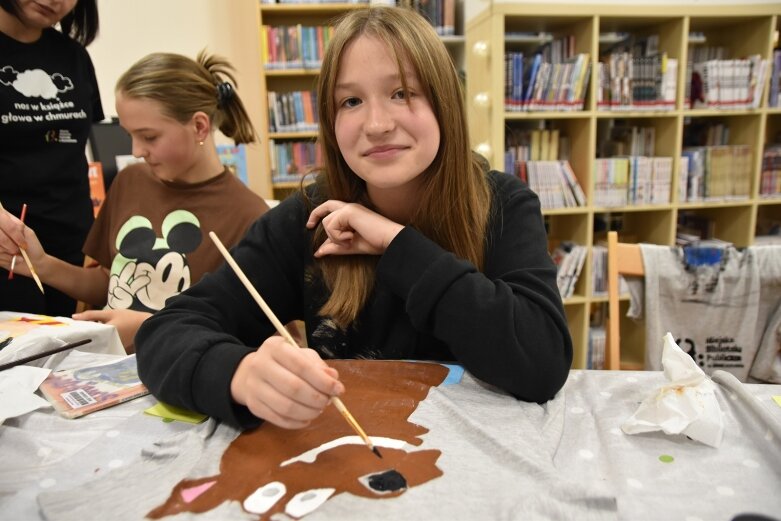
[2,365,780,521]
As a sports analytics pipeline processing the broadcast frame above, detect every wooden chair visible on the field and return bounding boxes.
[606,231,644,370]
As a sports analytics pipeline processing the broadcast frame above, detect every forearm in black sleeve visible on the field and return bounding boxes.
[135,198,309,428]
[376,183,572,402]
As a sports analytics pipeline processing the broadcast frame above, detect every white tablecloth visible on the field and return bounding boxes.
[0,312,124,368]
[2,364,780,520]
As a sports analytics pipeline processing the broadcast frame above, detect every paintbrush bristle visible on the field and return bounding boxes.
[372,446,383,459]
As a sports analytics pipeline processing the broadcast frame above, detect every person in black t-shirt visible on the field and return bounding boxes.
[0,0,103,316]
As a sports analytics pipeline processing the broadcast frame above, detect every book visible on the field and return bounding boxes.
[523,54,543,108]
[551,242,587,298]
[38,355,149,419]
[87,162,106,217]
[560,160,586,206]
[217,144,249,185]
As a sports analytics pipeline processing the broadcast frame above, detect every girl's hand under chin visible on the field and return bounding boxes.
[306,200,404,257]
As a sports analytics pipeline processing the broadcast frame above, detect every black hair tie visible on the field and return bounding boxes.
[217,82,235,107]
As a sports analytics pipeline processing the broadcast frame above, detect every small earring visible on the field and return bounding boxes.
[198,141,204,146]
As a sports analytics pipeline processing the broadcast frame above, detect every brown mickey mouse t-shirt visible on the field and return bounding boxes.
[83,163,268,313]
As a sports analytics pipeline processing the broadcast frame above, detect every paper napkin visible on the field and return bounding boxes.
[622,332,724,447]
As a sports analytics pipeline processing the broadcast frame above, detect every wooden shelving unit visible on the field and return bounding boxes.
[256,1,466,200]
[466,3,781,369]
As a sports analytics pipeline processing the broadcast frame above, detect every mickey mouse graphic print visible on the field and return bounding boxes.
[82,163,268,311]
[107,210,200,312]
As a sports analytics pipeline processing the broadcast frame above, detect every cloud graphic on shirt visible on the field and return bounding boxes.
[51,73,74,93]
[0,66,16,86]
[0,66,73,99]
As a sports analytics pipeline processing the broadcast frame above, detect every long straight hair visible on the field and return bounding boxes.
[115,51,257,145]
[313,6,491,327]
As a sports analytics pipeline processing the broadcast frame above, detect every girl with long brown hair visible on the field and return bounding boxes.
[135,7,572,429]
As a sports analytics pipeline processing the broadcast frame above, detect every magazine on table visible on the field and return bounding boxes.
[38,354,148,419]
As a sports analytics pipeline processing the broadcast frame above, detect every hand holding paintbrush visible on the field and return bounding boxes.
[209,231,382,459]
[7,203,26,280]
[0,201,45,294]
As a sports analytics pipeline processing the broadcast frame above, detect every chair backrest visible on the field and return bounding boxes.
[606,231,644,370]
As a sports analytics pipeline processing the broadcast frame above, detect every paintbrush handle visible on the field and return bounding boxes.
[2,202,23,280]
[332,396,372,445]
[209,232,291,343]
[8,205,23,280]
[0,338,92,372]
[19,248,44,294]
[1,202,42,292]
[209,232,377,453]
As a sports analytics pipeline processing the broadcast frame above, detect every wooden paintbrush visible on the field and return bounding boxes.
[19,248,44,294]
[0,202,44,294]
[209,231,382,459]
[7,203,25,280]
[0,338,92,372]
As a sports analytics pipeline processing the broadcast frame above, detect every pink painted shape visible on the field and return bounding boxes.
[180,481,216,503]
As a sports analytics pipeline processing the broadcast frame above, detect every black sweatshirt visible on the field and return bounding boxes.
[135,171,573,428]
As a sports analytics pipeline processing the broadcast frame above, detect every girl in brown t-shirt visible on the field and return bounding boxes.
[0,51,269,350]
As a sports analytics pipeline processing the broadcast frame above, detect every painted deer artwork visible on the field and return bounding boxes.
[148,360,449,520]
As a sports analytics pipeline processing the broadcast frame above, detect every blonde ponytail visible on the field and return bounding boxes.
[116,50,258,145]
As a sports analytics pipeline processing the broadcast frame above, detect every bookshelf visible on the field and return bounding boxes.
[466,3,781,369]
[256,1,466,200]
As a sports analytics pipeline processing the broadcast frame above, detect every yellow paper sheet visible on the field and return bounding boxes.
[145,401,207,424]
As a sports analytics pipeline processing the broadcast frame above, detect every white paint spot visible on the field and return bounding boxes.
[578,449,594,460]
[105,430,120,438]
[742,459,759,469]
[285,488,335,518]
[280,436,406,467]
[685,516,705,521]
[570,407,585,414]
[37,447,52,458]
[39,478,56,489]
[716,486,734,496]
[244,481,286,514]
[599,391,612,398]
[610,428,622,435]
[108,459,123,469]
[626,376,638,383]
[627,478,643,489]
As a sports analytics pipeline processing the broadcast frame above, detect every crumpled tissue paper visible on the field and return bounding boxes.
[621,332,724,447]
